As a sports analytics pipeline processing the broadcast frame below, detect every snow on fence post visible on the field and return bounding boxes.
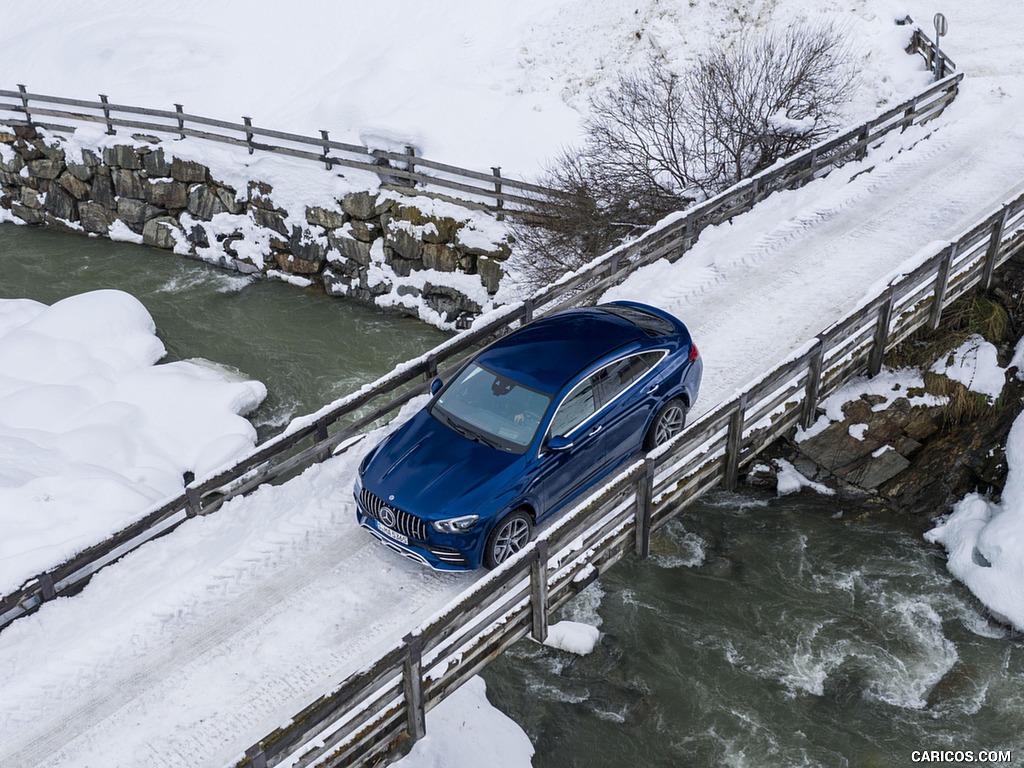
[981,209,1010,292]
[99,94,114,135]
[868,286,897,377]
[16,84,29,122]
[402,633,427,742]
[723,394,748,492]
[801,338,826,430]
[243,117,254,155]
[174,103,185,140]
[530,540,549,643]
[634,457,656,558]
[929,243,957,330]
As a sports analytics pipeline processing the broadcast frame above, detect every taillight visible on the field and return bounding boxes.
[688,342,700,362]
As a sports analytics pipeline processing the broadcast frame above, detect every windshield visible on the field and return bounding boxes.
[430,362,551,453]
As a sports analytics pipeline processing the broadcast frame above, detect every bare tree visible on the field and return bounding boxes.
[515,22,856,289]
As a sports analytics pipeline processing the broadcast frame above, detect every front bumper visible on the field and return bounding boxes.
[354,498,475,571]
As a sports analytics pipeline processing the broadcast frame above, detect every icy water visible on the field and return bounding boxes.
[484,490,1024,767]
[0,224,447,439]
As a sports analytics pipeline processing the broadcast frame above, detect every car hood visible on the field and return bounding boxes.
[361,409,523,520]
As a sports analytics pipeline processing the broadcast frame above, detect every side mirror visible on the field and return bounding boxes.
[430,378,444,396]
[547,435,574,452]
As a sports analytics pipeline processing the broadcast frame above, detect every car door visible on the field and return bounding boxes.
[589,350,667,473]
[528,374,604,518]
[529,351,665,518]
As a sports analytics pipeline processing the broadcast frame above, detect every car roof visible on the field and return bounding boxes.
[476,304,671,394]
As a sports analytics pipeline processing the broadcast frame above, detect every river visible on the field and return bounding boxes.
[2,223,1021,767]
[0,223,447,440]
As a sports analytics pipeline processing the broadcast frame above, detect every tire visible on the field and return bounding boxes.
[644,398,687,451]
[483,509,533,569]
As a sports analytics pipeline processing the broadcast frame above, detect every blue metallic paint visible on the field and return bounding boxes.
[354,301,703,570]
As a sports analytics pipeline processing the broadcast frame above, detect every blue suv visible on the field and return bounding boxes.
[354,301,702,570]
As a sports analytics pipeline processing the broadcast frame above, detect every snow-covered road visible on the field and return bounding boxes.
[3,9,1024,767]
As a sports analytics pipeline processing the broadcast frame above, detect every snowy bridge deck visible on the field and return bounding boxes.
[4,28,1024,768]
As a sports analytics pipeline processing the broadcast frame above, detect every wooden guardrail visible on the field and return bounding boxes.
[0,87,559,214]
[234,188,1024,768]
[0,30,962,631]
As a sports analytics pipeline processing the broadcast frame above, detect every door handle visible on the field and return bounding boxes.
[587,424,603,437]
[645,384,659,394]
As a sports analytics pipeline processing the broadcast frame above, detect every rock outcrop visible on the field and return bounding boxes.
[0,126,512,327]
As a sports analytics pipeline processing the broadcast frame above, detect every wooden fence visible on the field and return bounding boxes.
[0,87,559,214]
[233,188,1024,768]
[0,47,963,631]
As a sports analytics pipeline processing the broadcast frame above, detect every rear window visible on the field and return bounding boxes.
[598,305,675,337]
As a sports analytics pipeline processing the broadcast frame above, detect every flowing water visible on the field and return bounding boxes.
[4,224,1022,767]
[0,224,447,440]
[483,491,1024,767]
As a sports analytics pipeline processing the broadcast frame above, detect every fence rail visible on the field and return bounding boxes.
[0,31,963,632]
[0,86,560,213]
[235,187,1024,768]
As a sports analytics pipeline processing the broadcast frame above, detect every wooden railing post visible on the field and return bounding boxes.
[243,117,254,155]
[185,485,202,518]
[724,394,747,491]
[38,572,56,601]
[244,746,267,768]
[17,84,30,122]
[634,457,656,558]
[315,419,331,462]
[402,634,426,742]
[99,94,114,135]
[929,243,957,330]
[801,338,826,430]
[980,210,1009,292]
[530,541,549,643]
[492,166,504,220]
[320,131,333,170]
[903,98,918,131]
[522,298,534,325]
[868,286,897,377]
[856,124,871,160]
[174,103,185,139]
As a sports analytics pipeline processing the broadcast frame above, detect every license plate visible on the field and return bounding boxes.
[377,522,408,546]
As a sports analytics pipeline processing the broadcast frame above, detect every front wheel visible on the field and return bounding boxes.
[483,510,533,569]
[644,398,687,450]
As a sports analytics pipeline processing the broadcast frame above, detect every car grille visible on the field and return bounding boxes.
[359,487,428,541]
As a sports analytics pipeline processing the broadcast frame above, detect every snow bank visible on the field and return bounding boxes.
[931,334,1007,403]
[397,676,534,768]
[926,409,1024,631]
[0,290,266,594]
[773,459,836,497]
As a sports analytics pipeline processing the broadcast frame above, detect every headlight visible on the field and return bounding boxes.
[432,514,480,534]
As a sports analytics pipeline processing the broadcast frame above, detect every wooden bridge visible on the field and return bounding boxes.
[5,24,1017,768]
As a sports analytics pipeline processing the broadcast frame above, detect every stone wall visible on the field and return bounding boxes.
[0,124,512,327]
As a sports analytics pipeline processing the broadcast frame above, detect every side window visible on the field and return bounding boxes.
[593,352,663,406]
[549,379,596,437]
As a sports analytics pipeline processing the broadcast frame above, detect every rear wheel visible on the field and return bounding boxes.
[644,398,687,450]
[483,509,533,569]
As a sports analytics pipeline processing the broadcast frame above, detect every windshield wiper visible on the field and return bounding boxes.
[434,409,494,447]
